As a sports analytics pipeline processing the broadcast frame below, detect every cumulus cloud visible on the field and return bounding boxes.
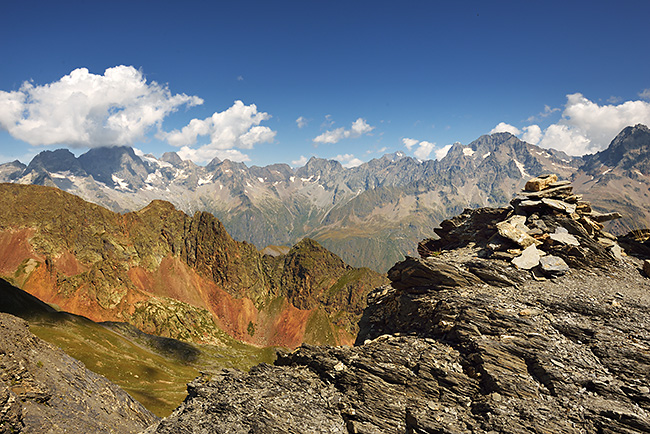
[521,125,542,145]
[334,153,364,168]
[402,138,419,150]
[159,100,276,163]
[296,116,309,128]
[434,144,453,160]
[0,66,202,148]
[313,118,374,144]
[291,155,309,167]
[402,137,437,160]
[492,93,650,156]
[490,122,521,135]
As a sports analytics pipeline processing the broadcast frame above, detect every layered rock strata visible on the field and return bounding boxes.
[418,174,623,275]
[146,176,650,434]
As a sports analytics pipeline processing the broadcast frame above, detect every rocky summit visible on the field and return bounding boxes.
[147,175,650,434]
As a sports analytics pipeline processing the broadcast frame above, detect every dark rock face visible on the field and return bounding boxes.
[0,312,157,433]
[148,259,650,434]
[147,176,650,434]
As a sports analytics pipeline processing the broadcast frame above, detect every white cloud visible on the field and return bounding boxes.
[334,153,364,168]
[434,144,453,160]
[159,100,276,163]
[313,117,374,144]
[639,89,650,100]
[291,155,309,167]
[296,116,309,128]
[350,118,373,136]
[403,137,437,160]
[521,125,542,145]
[541,93,650,155]
[321,114,334,129]
[0,66,202,148]
[490,122,521,135]
[526,105,561,122]
[493,93,650,156]
[313,127,347,144]
[402,138,419,150]
[177,146,250,163]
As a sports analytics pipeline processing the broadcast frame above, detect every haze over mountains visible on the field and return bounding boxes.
[2,125,650,271]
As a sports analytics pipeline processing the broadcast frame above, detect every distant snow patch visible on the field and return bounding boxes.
[463,148,475,156]
[141,155,172,168]
[50,171,70,179]
[513,159,528,178]
[258,177,264,183]
[112,174,130,191]
[175,169,188,180]
[145,172,161,184]
[482,152,491,159]
[198,174,213,185]
[290,176,295,182]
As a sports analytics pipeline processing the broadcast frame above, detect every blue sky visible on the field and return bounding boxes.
[1,1,650,167]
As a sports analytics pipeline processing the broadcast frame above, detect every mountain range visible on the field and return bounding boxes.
[2,125,650,272]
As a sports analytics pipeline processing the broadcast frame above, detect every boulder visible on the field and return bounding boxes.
[496,217,540,249]
[388,256,483,291]
[539,255,570,275]
[512,244,543,269]
[524,174,558,191]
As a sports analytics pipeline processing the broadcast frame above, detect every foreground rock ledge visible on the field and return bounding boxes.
[145,181,650,433]
[145,258,650,434]
[0,313,157,434]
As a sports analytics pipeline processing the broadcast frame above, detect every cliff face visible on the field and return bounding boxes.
[0,184,387,348]
[147,177,650,434]
[0,312,157,433]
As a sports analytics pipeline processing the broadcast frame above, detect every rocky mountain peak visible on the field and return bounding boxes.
[160,151,183,166]
[296,156,344,178]
[77,145,151,190]
[581,123,650,174]
[25,148,86,178]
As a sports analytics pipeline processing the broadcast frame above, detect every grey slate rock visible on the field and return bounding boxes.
[550,231,580,246]
[539,255,570,275]
[512,244,543,269]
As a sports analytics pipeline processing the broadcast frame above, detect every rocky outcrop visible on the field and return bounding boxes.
[147,176,650,434]
[0,312,157,433]
[418,175,622,275]
[0,184,386,347]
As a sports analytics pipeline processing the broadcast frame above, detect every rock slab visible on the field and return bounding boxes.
[0,313,157,434]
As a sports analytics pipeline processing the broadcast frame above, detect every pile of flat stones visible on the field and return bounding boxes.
[419,174,623,278]
[503,174,622,274]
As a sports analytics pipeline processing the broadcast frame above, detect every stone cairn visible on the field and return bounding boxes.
[417,174,623,278]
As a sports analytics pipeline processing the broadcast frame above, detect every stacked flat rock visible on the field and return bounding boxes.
[417,174,623,280]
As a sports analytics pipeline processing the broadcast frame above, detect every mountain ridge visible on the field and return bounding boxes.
[0,183,387,349]
[2,126,650,271]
